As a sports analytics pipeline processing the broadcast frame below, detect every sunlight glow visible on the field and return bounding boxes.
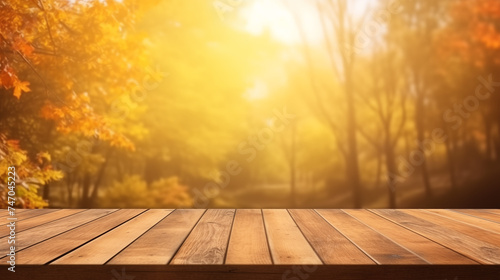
[242,0,322,44]
[241,0,374,45]
[244,80,269,100]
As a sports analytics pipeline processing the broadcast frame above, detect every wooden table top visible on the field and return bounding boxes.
[1,209,499,279]
[1,209,499,265]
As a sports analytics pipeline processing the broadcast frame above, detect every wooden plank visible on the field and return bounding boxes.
[262,209,322,265]
[0,208,27,218]
[372,209,500,264]
[288,209,374,264]
[401,209,500,247]
[316,209,427,264]
[0,209,116,255]
[170,209,235,264]
[0,209,59,226]
[454,209,500,223]
[487,209,500,215]
[3,208,500,267]
[51,209,171,264]
[225,209,272,265]
[108,209,205,265]
[425,209,500,234]
[344,209,477,264]
[2,265,500,280]
[16,209,146,264]
[0,209,85,238]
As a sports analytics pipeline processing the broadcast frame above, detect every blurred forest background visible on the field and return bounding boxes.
[1,0,500,209]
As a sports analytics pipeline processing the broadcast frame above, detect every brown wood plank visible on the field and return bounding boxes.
[225,209,272,265]
[0,209,85,238]
[170,209,235,264]
[4,208,500,267]
[16,209,146,264]
[2,265,500,280]
[425,209,500,234]
[0,209,59,226]
[0,208,27,218]
[262,209,322,265]
[372,209,500,264]
[316,209,427,264]
[288,209,374,264]
[402,209,500,247]
[108,209,205,265]
[454,209,500,223]
[344,209,477,264]
[0,209,116,255]
[51,209,171,265]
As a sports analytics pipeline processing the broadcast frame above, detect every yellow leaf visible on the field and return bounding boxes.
[13,81,31,99]
[37,152,51,163]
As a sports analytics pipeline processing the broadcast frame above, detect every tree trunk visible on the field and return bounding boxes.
[345,70,362,208]
[289,120,297,207]
[375,151,382,189]
[444,129,458,191]
[80,173,92,208]
[494,130,500,162]
[90,148,113,203]
[483,115,493,162]
[384,127,397,208]
[415,88,432,198]
[42,184,50,200]
[404,131,411,159]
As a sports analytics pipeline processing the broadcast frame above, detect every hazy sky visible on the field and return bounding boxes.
[241,0,373,44]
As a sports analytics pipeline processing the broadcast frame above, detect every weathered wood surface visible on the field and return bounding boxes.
[2,209,499,265]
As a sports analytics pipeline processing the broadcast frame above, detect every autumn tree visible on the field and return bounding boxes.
[388,0,448,198]
[1,0,158,207]
[292,0,365,207]
[441,0,500,163]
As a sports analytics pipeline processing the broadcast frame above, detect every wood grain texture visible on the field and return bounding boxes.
[4,209,500,267]
[453,209,500,223]
[401,209,500,247]
[289,209,374,264]
[317,209,427,264]
[263,209,322,265]
[344,209,477,264]
[0,208,27,218]
[225,209,272,265]
[372,209,500,264]
[16,209,145,264]
[170,209,235,264]
[0,209,59,226]
[51,209,171,264]
[0,209,85,238]
[425,209,500,234]
[2,265,500,280]
[108,209,205,265]
[0,209,116,255]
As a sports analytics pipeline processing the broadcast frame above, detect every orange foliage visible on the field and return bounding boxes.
[442,0,500,68]
[1,0,156,207]
[0,0,154,150]
[0,134,63,208]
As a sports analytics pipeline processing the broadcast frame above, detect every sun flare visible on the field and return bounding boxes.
[241,0,373,44]
[242,0,322,44]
